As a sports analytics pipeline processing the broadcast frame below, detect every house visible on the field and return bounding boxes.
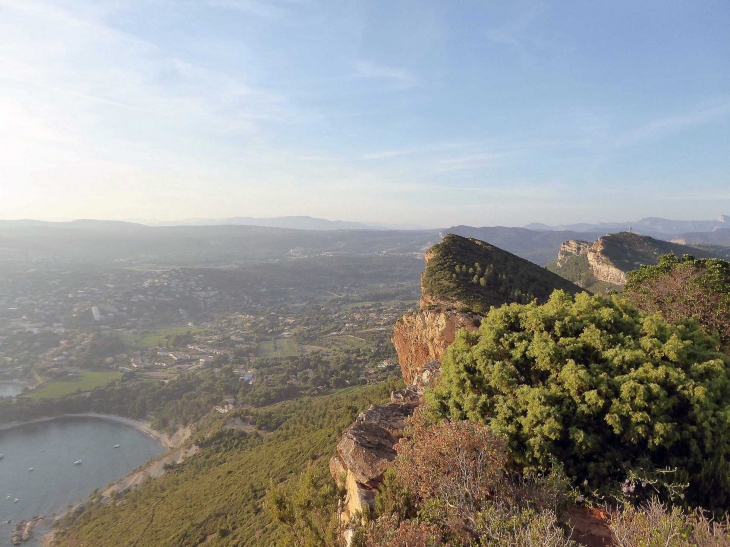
[214,403,234,414]
[240,371,254,382]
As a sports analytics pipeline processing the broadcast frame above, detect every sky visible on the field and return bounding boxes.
[0,0,729,227]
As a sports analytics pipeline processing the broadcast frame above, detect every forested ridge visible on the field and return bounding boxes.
[421,234,582,313]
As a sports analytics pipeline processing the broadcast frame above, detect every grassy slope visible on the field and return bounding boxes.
[422,234,583,314]
[55,381,400,547]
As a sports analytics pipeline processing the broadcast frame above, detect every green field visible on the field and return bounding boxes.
[120,326,208,349]
[29,371,123,400]
[255,338,300,359]
[322,334,370,351]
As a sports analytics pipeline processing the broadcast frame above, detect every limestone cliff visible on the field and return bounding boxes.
[551,232,728,288]
[392,309,480,385]
[555,240,592,268]
[586,238,628,285]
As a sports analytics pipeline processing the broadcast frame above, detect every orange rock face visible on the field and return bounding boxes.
[391,309,481,385]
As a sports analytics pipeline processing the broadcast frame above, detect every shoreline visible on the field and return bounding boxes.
[1,414,192,546]
[0,413,176,449]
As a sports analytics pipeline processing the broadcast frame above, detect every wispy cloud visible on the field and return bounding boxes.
[361,143,468,160]
[201,0,291,19]
[0,0,294,141]
[436,152,504,173]
[352,61,417,89]
[485,2,547,49]
[614,102,730,148]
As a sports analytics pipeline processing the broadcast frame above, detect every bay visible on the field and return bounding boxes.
[0,417,165,545]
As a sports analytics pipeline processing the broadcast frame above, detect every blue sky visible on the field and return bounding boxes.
[0,0,728,227]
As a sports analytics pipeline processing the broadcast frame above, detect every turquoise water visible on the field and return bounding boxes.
[0,417,165,544]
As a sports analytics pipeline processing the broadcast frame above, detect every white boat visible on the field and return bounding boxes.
[0,453,4,460]
[74,460,83,465]
[6,495,10,499]
[28,468,33,472]
[114,444,120,449]
[14,498,18,503]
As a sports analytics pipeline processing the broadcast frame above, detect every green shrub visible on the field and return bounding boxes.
[428,291,730,510]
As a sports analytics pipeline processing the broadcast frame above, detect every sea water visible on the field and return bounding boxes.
[0,417,165,544]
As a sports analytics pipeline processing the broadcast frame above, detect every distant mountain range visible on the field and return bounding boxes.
[0,216,430,232]
[673,229,730,246]
[3,214,728,238]
[1,216,729,270]
[149,216,430,231]
[526,215,730,239]
[0,219,150,231]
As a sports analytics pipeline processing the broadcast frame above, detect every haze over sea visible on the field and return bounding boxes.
[0,417,165,545]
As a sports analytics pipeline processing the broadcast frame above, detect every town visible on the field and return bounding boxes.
[0,255,420,405]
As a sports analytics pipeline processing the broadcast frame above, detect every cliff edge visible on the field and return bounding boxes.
[330,234,584,539]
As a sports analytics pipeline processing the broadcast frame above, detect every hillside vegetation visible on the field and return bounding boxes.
[545,253,617,292]
[625,254,730,349]
[421,234,583,314]
[55,381,400,546]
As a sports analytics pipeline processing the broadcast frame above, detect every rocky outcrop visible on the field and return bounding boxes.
[586,239,627,285]
[392,310,480,384]
[335,401,418,486]
[333,306,479,532]
[337,417,398,487]
[333,399,419,525]
[12,517,41,545]
[559,237,627,285]
[556,240,592,267]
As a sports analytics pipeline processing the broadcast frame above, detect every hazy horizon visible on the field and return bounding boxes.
[1,213,728,233]
[1,1,729,226]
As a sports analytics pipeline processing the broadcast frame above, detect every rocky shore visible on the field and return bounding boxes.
[9,517,42,545]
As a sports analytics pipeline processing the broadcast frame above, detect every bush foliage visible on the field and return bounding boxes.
[428,290,730,510]
[625,254,730,349]
[610,499,730,546]
[362,408,573,546]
